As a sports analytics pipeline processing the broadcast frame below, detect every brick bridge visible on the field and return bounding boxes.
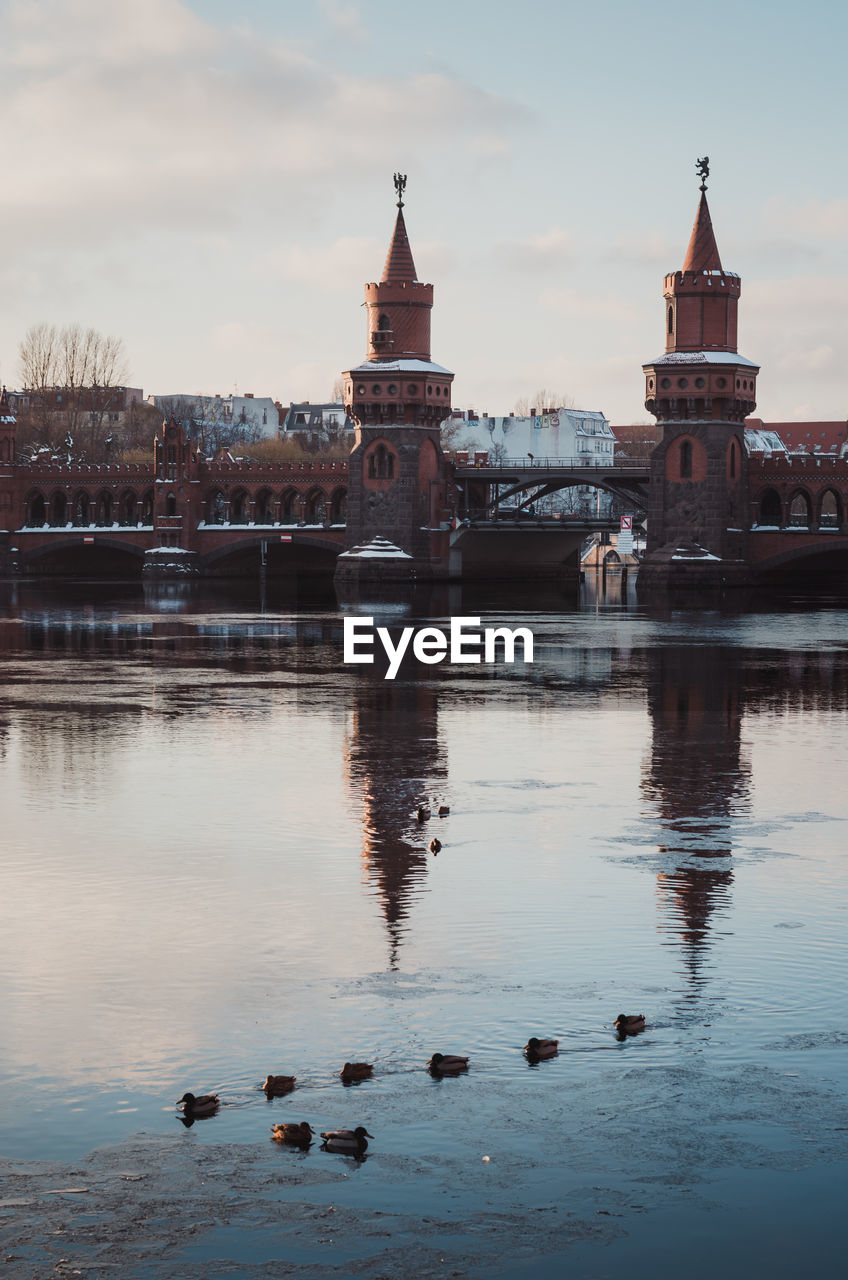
[0,418,349,577]
[2,416,846,581]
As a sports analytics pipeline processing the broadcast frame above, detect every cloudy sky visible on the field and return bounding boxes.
[0,0,845,423]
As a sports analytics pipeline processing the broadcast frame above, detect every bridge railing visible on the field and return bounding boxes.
[452,456,639,470]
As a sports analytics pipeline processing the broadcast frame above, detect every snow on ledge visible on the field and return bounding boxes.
[338,536,411,560]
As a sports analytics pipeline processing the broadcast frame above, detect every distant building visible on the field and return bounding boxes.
[282,401,354,436]
[450,407,615,464]
[9,385,144,425]
[744,418,847,456]
[150,392,279,441]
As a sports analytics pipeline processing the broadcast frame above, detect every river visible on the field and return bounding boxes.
[1,574,847,1278]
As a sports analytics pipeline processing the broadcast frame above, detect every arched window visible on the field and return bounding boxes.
[789,492,811,528]
[50,492,67,527]
[74,492,91,526]
[254,489,273,524]
[820,489,841,529]
[330,488,347,523]
[230,490,248,523]
[141,490,154,524]
[120,491,137,525]
[729,440,737,479]
[378,313,392,331]
[759,488,782,526]
[207,490,226,524]
[667,305,674,335]
[680,439,692,479]
[279,490,297,523]
[96,491,112,526]
[27,492,46,526]
[305,489,326,523]
[166,493,177,517]
[368,444,394,479]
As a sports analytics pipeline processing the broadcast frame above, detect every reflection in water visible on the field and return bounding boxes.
[344,681,447,968]
[643,647,748,984]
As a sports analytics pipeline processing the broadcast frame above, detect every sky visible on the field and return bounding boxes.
[0,0,846,424]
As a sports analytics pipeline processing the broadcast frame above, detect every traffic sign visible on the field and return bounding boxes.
[620,515,632,530]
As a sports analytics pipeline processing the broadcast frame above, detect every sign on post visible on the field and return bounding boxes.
[618,515,633,557]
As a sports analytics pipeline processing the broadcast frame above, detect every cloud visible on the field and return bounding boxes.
[492,227,574,273]
[763,196,848,241]
[540,286,640,324]
[0,0,528,252]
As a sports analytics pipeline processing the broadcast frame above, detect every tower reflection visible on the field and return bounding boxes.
[344,679,447,968]
[643,646,749,985]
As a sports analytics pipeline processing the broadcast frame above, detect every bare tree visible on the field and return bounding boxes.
[513,389,574,417]
[17,322,129,456]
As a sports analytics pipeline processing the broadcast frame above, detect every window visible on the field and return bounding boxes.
[680,440,692,479]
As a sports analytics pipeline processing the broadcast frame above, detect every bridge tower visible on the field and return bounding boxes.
[640,161,759,587]
[335,176,453,587]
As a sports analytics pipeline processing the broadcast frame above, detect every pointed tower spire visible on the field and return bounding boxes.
[382,205,418,284]
[682,190,723,274]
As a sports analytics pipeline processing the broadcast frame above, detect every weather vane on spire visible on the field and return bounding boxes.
[696,156,710,192]
[393,172,407,208]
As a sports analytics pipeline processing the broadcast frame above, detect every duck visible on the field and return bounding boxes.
[176,1092,219,1117]
[263,1074,296,1096]
[524,1036,559,1060]
[428,1053,469,1074]
[270,1122,313,1146]
[437,805,450,817]
[429,838,442,854]
[416,806,431,823]
[320,1126,373,1154]
[614,1014,646,1035]
[340,1062,373,1084]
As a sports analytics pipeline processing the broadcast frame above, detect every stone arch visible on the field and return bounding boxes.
[279,488,298,523]
[304,487,327,524]
[818,488,842,529]
[73,490,91,526]
[50,490,68,527]
[119,489,138,525]
[329,486,347,523]
[758,487,782,527]
[206,489,226,524]
[229,488,249,523]
[95,490,113,526]
[788,489,812,529]
[26,490,47,526]
[254,487,274,524]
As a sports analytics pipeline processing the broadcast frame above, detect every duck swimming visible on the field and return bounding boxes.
[416,806,431,823]
[614,1014,646,1035]
[263,1074,296,1096]
[176,1092,219,1117]
[271,1122,313,1146]
[429,838,442,854]
[320,1126,373,1154]
[428,1053,469,1074]
[437,805,450,817]
[340,1062,373,1084]
[524,1037,559,1060]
